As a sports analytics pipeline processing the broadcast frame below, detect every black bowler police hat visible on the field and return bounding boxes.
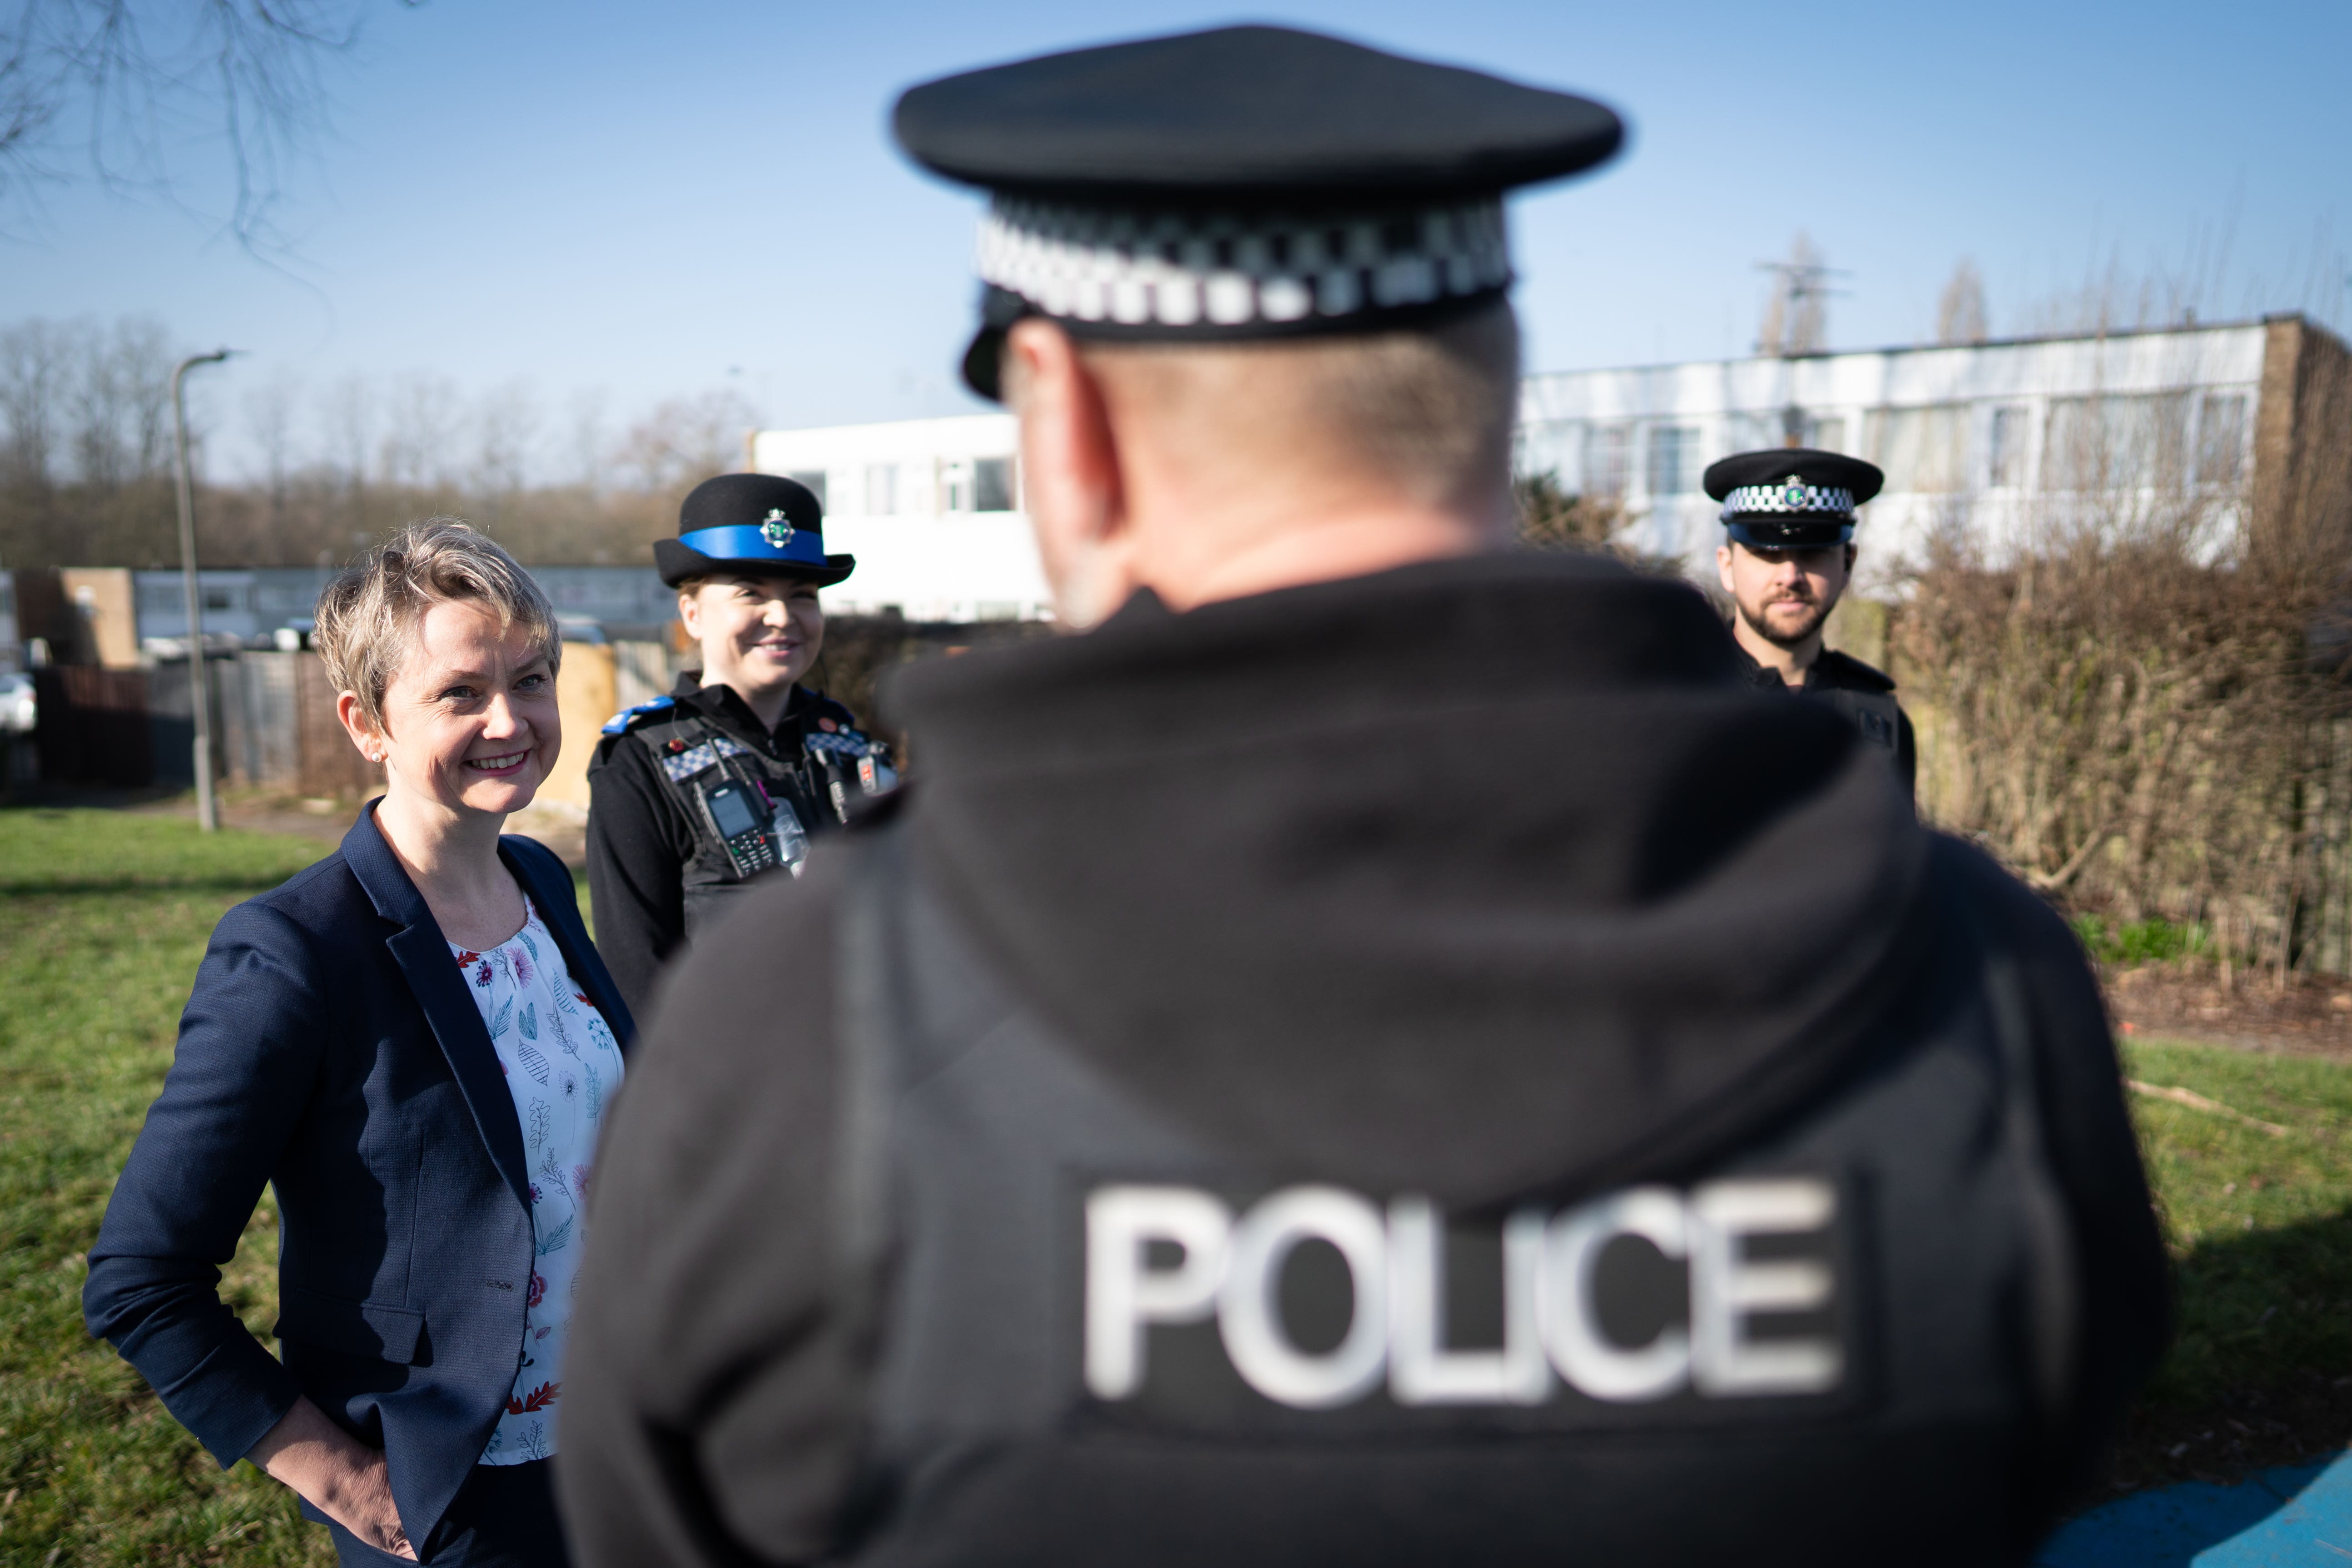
[891,25,1625,400]
[653,474,856,589]
[1703,449,1886,550]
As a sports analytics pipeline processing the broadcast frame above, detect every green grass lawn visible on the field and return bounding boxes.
[0,810,332,1565]
[0,806,2345,1560]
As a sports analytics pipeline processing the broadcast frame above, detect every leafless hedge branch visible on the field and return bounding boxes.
[1897,332,2352,983]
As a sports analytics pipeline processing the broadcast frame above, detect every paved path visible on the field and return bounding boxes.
[2040,1452,2352,1566]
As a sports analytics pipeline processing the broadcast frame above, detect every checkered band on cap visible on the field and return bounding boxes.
[1720,481,1857,521]
[975,195,1512,330]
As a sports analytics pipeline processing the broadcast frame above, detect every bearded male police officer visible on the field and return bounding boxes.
[562,28,2166,1568]
[1709,449,1917,796]
[586,473,895,1017]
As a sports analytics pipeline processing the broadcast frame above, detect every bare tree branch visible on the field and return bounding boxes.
[0,0,407,250]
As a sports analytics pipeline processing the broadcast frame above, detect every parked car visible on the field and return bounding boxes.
[0,671,35,734]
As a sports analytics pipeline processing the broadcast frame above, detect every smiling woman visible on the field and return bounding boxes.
[81,519,635,1568]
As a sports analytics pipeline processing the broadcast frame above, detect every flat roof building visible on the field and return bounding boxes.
[748,314,2346,608]
[749,415,1044,623]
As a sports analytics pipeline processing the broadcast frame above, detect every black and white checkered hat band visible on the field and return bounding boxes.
[1720,482,1855,521]
[976,195,1512,329]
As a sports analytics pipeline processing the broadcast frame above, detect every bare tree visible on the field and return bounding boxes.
[1,0,420,245]
[564,386,608,495]
[1936,259,1988,345]
[242,366,298,518]
[376,371,460,493]
[321,371,370,488]
[0,316,68,491]
[616,387,759,497]
[65,314,171,486]
[470,378,541,523]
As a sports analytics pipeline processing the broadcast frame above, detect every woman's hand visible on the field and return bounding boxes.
[248,1397,418,1558]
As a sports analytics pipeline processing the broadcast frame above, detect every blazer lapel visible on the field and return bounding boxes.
[499,838,639,1053]
[343,805,533,1214]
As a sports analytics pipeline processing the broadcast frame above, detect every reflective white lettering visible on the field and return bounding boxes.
[1690,1177,1841,1396]
[1084,1185,1232,1399]
[1081,1175,1842,1409]
[1389,1198,1550,1404]
[1218,1186,1390,1409]
[1539,1186,1692,1402]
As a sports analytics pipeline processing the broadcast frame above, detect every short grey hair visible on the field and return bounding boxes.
[314,518,560,731]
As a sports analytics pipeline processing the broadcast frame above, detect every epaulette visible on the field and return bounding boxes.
[600,695,677,736]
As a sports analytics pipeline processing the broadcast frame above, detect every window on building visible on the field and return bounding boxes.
[2196,393,2248,486]
[1865,405,1968,494]
[1514,420,1583,486]
[942,459,976,513]
[1645,426,1698,496]
[203,589,235,612]
[1724,414,1781,455]
[786,470,828,512]
[1584,425,1631,500]
[1987,407,2029,487]
[864,463,898,516]
[1806,417,1847,454]
[974,457,1016,512]
[2042,394,2191,492]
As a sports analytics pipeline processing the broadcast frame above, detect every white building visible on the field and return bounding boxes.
[1519,319,2272,575]
[746,315,2332,612]
[749,415,1047,622]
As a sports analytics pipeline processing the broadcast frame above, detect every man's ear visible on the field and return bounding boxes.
[1007,318,1136,627]
[1715,542,1737,595]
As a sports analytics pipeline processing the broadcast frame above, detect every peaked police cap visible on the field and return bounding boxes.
[1703,448,1886,550]
[653,473,855,589]
[891,26,1626,398]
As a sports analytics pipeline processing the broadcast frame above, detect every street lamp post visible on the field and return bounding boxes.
[172,349,233,832]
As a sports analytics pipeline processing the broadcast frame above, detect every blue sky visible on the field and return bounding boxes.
[9,0,2348,476]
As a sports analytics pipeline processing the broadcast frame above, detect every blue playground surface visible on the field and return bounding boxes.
[2039,1451,2352,1566]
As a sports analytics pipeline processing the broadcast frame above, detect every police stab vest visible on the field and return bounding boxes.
[1821,684,1904,762]
[628,709,893,939]
[819,831,2083,1568]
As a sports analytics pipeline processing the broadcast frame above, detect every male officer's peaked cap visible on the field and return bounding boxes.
[653,472,855,589]
[1703,448,1886,549]
[894,25,1623,199]
[891,26,1625,397]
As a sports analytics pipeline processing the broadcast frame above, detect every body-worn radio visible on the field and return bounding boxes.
[700,779,776,877]
[700,777,810,880]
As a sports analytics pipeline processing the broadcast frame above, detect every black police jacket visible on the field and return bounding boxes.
[1737,643,1917,797]
[561,555,2167,1568]
[584,673,867,1019]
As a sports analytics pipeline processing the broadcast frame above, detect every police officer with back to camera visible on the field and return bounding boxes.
[562,28,2166,1568]
[585,472,895,1017]
[1709,449,1917,796]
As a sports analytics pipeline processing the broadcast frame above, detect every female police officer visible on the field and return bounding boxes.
[585,472,894,1017]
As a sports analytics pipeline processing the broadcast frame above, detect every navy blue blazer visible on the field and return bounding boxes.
[84,804,635,1548]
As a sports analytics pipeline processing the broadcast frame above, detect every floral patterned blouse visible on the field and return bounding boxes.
[448,895,624,1466]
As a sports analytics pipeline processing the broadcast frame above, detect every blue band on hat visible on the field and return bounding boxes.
[677,524,829,567]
